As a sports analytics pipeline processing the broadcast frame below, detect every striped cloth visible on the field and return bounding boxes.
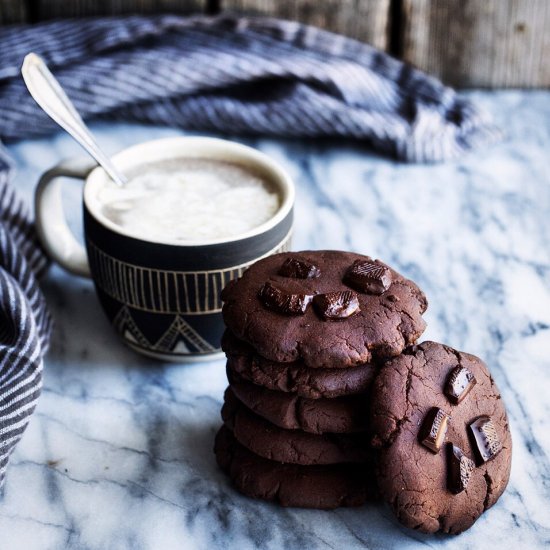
[0,146,51,487]
[0,15,501,161]
[0,14,500,487]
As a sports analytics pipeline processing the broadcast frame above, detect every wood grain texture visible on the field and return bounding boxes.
[35,0,206,19]
[223,0,390,49]
[402,0,550,88]
[0,0,28,23]
[2,0,549,88]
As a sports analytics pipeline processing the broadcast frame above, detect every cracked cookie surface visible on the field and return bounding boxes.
[223,330,377,398]
[221,251,428,368]
[229,377,371,434]
[222,388,373,465]
[214,426,377,509]
[370,341,512,534]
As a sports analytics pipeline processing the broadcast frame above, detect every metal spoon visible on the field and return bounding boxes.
[21,52,127,187]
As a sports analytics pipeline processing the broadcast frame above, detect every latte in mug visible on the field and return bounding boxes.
[35,136,294,361]
[95,158,280,243]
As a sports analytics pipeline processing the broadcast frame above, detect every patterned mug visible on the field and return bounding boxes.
[35,137,294,362]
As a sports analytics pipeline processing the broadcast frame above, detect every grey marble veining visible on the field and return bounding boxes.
[1,91,549,549]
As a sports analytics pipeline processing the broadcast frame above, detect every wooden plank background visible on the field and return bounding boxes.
[1,0,549,88]
[401,0,550,88]
[32,0,206,19]
[0,0,27,23]
[223,0,390,50]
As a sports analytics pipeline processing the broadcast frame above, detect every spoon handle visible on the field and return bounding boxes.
[21,53,127,187]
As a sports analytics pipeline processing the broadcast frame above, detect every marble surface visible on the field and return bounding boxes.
[1,91,550,550]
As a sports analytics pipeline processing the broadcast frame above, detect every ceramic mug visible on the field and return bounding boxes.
[35,137,294,362]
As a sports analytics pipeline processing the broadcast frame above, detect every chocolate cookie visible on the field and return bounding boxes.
[370,342,512,534]
[230,378,370,434]
[215,426,376,509]
[222,388,372,465]
[221,251,427,368]
[223,331,377,398]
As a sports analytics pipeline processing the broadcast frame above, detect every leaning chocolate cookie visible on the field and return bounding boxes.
[214,426,377,509]
[223,331,378,398]
[221,251,427,368]
[370,341,512,535]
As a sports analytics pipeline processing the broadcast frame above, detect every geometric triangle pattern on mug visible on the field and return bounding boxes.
[113,305,216,353]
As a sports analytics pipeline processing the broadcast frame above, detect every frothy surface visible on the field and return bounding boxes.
[96,158,280,242]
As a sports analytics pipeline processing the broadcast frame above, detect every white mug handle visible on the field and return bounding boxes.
[35,157,98,278]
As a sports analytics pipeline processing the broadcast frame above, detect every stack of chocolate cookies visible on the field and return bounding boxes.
[215,250,512,534]
[215,250,428,509]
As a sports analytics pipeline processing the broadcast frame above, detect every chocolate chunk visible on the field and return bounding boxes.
[469,416,502,464]
[278,258,321,279]
[344,260,392,295]
[418,407,450,453]
[447,443,475,494]
[259,282,312,315]
[313,291,360,320]
[403,344,421,355]
[445,366,477,404]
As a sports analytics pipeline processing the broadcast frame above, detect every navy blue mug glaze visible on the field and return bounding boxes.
[35,137,295,362]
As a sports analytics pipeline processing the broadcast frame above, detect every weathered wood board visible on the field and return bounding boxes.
[34,0,207,19]
[0,0,27,24]
[223,0,390,49]
[401,0,550,87]
[1,0,549,87]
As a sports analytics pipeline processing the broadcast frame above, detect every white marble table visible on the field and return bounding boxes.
[1,91,549,549]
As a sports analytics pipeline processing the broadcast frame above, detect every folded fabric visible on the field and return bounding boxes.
[0,146,51,488]
[0,14,502,489]
[0,14,501,162]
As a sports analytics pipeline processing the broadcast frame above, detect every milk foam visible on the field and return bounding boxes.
[96,158,280,242]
